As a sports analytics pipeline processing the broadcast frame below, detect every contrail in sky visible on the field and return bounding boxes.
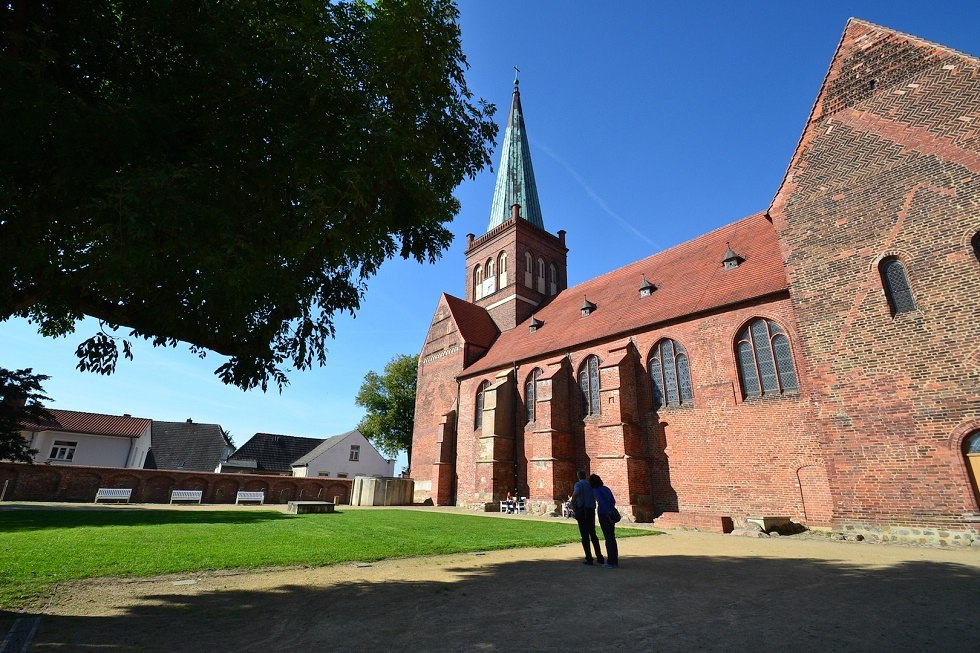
[533,140,662,250]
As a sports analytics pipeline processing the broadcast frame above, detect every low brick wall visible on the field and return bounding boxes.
[0,462,353,505]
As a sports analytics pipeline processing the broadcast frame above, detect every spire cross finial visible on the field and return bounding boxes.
[514,65,520,87]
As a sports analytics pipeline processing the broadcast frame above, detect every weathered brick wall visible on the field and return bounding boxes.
[412,296,467,505]
[770,21,980,529]
[451,293,832,526]
[0,462,352,504]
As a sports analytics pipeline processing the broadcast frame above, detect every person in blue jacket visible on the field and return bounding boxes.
[589,474,618,568]
[570,470,604,565]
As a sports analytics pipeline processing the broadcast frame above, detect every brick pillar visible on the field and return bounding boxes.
[595,342,651,521]
[431,410,457,506]
[475,370,516,506]
[527,357,577,512]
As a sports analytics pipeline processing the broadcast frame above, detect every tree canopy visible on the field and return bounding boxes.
[355,354,417,460]
[0,0,496,390]
[0,368,53,463]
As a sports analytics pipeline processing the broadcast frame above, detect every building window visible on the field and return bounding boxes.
[549,263,557,295]
[879,257,916,315]
[964,431,980,508]
[349,445,360,461]
[498,252,508,287]
[537,258,546,293]
[735,319,799,399]
[972,232,980,264]
[475,380,490,429]
[473,264,483,300]
[578,355,601,418]
[525,368,542,423]
[49,440,77,461]
[318,471,330,477]
[649,339,694,409]
[524,252,533,287]
[337,473,349,479]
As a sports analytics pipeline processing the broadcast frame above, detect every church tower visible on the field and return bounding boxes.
[464,76,568,331]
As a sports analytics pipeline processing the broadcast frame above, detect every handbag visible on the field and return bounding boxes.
[608,508,622,524]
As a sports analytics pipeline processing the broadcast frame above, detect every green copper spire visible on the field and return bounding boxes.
[487,74,545,232]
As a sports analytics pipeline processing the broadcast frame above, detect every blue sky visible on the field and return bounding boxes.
[2,1,977,472]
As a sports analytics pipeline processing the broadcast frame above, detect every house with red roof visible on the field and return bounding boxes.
[19,408,152,469]
[411,20,980,543]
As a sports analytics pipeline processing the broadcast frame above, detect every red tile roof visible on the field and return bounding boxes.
[22,409,151,438]
[463,212,788,376]
[443,293,499,349]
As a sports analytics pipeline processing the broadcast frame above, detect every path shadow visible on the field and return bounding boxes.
[21,552,980,652]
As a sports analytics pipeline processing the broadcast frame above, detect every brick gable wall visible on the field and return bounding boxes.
[770,22,980,529]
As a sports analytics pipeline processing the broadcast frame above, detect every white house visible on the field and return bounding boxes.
[19,409,152,468]
[290,429,394,479]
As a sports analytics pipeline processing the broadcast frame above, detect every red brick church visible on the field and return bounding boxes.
[411,19,980,542]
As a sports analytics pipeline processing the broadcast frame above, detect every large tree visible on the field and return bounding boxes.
[355,354,417,461]
[0,1,496,390]
[0,368,53,463]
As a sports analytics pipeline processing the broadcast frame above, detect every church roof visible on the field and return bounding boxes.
[487,79,545,231]
[443,293,499,349]
[462,211,788,376]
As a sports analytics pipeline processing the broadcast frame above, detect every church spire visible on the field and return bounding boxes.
[487,73,545,232]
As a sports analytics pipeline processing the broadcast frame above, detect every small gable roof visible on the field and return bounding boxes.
[290,432,350,466]
[443,294,499,349]
[21,408,150,438]
[464,211,787,376]
[146,420,233,472]
[227,433,323,474]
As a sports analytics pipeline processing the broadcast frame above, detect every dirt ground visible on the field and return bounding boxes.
[6,506,980,652]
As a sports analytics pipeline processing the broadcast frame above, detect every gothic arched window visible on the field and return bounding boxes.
[525,368,542,423]
[649,339,694,409]
[525,252,533,287]
[735,319,799,399]
[473,264,483,300]
[474,381,490,430]
[972,232,980,265]
[879,257,916,315]
[549,263,557,295]
[578,355,601,418]
[498,252,508,287]
[537,258,546,293]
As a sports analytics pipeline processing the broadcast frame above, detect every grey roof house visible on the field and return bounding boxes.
[145,419,235,472]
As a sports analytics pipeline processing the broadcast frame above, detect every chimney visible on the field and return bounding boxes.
[186,418,193,423]
[510,204,522,221]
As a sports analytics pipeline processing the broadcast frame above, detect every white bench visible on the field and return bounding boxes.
[94,488,132,503]
[236,490,265,505]
[170,489,203,504]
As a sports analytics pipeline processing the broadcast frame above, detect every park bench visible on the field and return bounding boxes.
[236,490,265,505]
[94,488,132,503]
[169,489,203,504]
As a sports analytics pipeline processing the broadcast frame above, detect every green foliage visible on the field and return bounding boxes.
[355,354,418,459]
[0,507,658,609]
[0,368,53,463]
[0,1,497,391]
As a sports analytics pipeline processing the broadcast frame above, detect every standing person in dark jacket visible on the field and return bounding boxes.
[571,470,604,565]
[590,474,619,568]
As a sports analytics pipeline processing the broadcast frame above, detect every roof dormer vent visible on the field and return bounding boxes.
[530,316,543,332]
[722,242,744,270]
[581,297,597,317]
[639,275,657,298]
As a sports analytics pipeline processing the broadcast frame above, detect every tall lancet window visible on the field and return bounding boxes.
[579,355,601,418]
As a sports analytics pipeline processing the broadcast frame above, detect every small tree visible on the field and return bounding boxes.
[355,354,418,462]
[0,368,54,463]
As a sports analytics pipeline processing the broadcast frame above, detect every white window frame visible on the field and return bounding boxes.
[349,445,360,462]
[49,440,77,461]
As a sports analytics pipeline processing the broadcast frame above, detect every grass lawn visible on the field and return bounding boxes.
[0,507,658,610]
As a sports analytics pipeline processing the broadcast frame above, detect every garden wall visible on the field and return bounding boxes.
[0,462,353,505]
